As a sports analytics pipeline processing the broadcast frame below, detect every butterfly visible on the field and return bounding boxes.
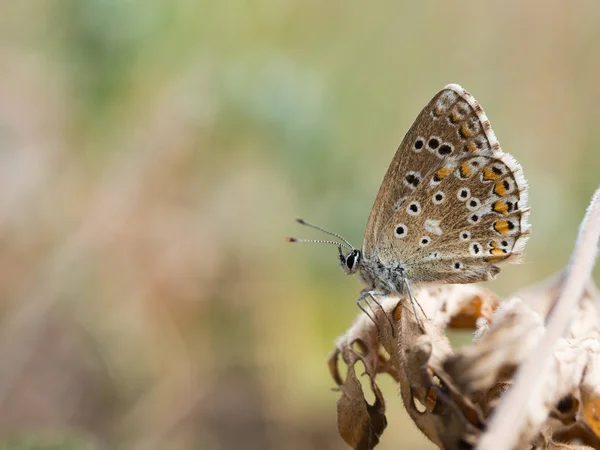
[289,84,530,322]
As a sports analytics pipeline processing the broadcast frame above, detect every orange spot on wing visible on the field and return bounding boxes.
[435,167,452,180]
[465,142,478,152]
[492,200,509,215]
[490,248,504,256]
[449,110,461,124]
[583,391,600,438]
[493,220,510,235]
[494,181,508,197]
[459,162,472,178]
[483,167,502,181]
[485,255,505,263]
[459,123,472,138]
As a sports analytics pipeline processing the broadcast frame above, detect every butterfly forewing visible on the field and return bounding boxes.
[365,84,530,283]
[364,86,490,257]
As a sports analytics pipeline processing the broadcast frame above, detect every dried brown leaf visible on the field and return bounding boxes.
[329,307,391,450]
[330,287,492,449]
[335,356,387,450]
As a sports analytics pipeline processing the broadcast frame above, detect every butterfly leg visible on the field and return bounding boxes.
[356,290,379,330]
[368,291,396,337]
[403,279,427,332]
[356,290,395,337]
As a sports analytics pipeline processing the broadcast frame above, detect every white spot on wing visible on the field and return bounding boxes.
[424,219,442,236]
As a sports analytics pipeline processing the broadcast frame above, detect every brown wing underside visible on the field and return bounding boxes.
[362,85,530,283]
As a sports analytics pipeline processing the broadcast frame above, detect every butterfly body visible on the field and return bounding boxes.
[342,251,406,294]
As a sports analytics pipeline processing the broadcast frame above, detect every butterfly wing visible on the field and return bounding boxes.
[366,84,530,283]
[363,85,479,256]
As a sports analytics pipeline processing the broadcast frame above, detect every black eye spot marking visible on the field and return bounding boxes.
[414,139,424,151]
[460,231,471,241]
[404,171,421,189]
[438,144,452,156]
[471,160,480,167]
[503,180,510,191]
[453,261,464,270]
[395,224,408,238]
[492,166,503,175]
[420,236,431,247]
[469,214,479,223]
[432,191,445,205]
[407,201,421,216]
[508,221,515,230]
[427,251,440,260]
[470,242,481,255]
[501,240,509,247]
[467,198,481,212]
[428,138,440,149]
[457,188,471,201]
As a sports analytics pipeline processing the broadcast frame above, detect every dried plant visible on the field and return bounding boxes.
[329,188,600,450]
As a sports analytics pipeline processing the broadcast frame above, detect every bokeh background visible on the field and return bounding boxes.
[0,1,599,449]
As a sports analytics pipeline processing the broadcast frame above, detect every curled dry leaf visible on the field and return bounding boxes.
[329,286,494,449]
[329,307,390,450]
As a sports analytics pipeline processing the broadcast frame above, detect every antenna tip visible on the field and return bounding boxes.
[295,217,306,225]
[286,237,297,243]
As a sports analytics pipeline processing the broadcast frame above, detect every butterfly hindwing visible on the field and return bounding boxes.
[366,84,530,283]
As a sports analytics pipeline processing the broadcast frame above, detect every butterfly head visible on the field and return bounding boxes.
[339,247,361,275]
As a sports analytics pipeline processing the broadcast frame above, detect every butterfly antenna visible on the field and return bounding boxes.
[286,237,351,249]
[294,218,355,249]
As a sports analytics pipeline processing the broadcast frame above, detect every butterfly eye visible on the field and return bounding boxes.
[346,253,355,270]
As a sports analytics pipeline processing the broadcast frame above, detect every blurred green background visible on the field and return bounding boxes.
[0,1,599,449]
